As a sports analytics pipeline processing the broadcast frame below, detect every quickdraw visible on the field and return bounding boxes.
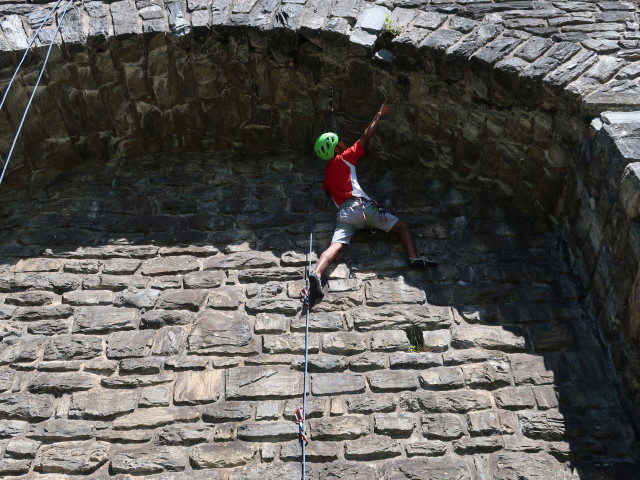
[299,287,311,310]
[294,407,309,445]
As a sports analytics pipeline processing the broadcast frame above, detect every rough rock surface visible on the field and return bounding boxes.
[0,0,639,478]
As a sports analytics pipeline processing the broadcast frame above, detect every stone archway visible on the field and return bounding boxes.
[1,1,640,478]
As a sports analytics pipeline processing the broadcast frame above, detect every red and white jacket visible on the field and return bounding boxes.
[322,141,371,208]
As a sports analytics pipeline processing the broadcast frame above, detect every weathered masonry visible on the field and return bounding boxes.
[1,1,640,478]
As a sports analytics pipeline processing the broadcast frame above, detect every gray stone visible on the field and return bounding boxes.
[157,289,208,311]
[101,373,175,388]
[311,373,366,395]
[28,419,96,441]
[184,270,226,288]
[157,424,209,445]
[204,252,278,270]
[401,390,493,413]
[36,441,110,474]
[345,436,401,460]
[114,288,161,308]
[310,415,370,441]
[110,447,188,474]
[73,306,138,333]
[174,370,223,404]
[113,407,199,430]
[226,367,303,399]
[43,335,103,361]
[369,370,418,392]
[4,437,40,458]
[188,310,259,355]
[237,421,298,441]
[229,463,301,480]
[190,442,256,468]
[28,372,94,394]
[322,331,368,355]
[119,357,163,375]
[0,420,28,437]
[371,330,410,352]
[203,402,253,423]
[63,289,114,306]
[139,385,171,408]
[69,389,137,419]
[419,366,465,390]
[374,413,415,436]
[140,310,192,328]
[450,325,526,352]
[107,330,154,358]
[263,333,320,354]
[346,394,396,414]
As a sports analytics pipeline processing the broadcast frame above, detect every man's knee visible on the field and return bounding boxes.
[392,220,410,234]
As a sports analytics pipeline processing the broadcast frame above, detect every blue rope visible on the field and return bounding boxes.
[0,0,73,185]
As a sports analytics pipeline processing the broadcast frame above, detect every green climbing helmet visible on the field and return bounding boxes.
[314,132,339,160]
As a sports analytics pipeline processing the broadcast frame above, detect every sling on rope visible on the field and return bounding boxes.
[0,0,73,185]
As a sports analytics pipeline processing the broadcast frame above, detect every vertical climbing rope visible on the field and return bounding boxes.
[298,90,340,479]
[0,0,73,185]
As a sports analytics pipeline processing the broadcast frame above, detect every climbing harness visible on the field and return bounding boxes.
[294,89,341,480]
[0,0,73,185]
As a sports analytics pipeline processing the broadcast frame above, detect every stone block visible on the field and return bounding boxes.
[204,251,278,270]
[322,331,368,355]
[28,419,97,442]
[461,361,511,390]
[69,388,137,419]
[346,394,396,414]
[184,270,226,289]
[12,304,74,321]
[119,357,164,375]
[450,325,526,352]
[188,310,259,355]
[139,385,171,408]
[226,367,303,399]
[43,335,103,361]
[207,285,246,309]
[310,416,370,441]
[453,436,504,454]
[113,407,199,430]
[73,306,138,333]
[245,297,301,315]
[190,442,256,468]
[374,413,415,436]
[345,436,401,460]
[311,373,366,396]
[254,313,288,333]
[405,440,448,457]
[5,291,55,306]
[352,304,451,331]
[401,390,493,413]
[140,310,192,329]
[229,463,301,480]
[421,413,466,440]
[389,352,444,369]
[157,289,208,311]
[174,370,223,404]
[63,290,114,306]
[203,402,253,423]
[419,366,464,390]
[291,312,344,331]
[141,256,199,276]
[27,372,94,394]
[110,447,188,474]
[365,279,426,305]
[237,421,298,442]
[102,259,141,275]
[0,459,32,476]
[422,329,451,352]
[280,440,339,462]
[36,441,110,474]
[4,437,40,458]
[371,330,410,352]
[107,330,154,358]
[110,0,140,37]
[0,419,28,437]
[114,288,161,308]
[369,370,418,392]
[101,373,174,388]
[263,333,320,354]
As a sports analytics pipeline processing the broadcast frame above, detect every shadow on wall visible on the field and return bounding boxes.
[0,151,638,478]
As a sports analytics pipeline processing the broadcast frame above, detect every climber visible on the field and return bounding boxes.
[308,100,436,300]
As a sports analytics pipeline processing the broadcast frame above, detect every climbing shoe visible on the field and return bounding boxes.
[308,271,324,299]
[408,255,438,269]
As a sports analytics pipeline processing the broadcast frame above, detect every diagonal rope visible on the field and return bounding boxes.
[0,0,64,112]
[0,0,73,185]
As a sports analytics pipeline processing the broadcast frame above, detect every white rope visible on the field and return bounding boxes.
[0,0,73,185]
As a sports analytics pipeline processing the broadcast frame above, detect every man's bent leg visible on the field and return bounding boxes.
[391,221,418,258]
[315,242,347,277]
[309,242,346,300]
[391,220,437,268]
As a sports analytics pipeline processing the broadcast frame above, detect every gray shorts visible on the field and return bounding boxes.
[331,197,399,244]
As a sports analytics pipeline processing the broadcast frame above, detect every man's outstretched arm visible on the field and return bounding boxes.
[358,100,392,146]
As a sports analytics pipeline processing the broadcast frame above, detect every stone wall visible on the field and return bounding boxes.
[0,0,640,478]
